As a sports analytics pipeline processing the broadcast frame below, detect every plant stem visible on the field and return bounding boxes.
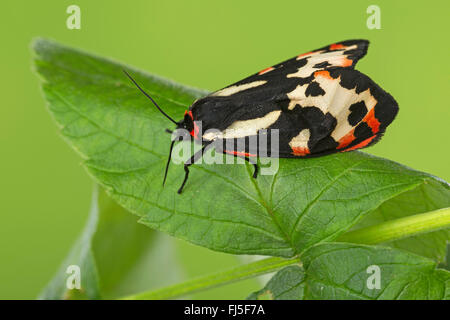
[120,207,450,300]
[121,256,299,300]
[338,207,450,244]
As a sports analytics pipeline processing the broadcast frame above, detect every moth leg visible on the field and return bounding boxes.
[243,156,258,179]
[248,157,258,179]
[165,129,173,134]
[226,153,258,179]
[178,143,213,194]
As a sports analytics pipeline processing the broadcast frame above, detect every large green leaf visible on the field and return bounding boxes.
[39,186,182,299]
[248,243,450,300]
[33,38,450,258]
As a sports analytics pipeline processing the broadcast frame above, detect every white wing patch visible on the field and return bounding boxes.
[211,80,267,97]
[286,71,377,142]
[289,129,310,149]
[202,110,281,140]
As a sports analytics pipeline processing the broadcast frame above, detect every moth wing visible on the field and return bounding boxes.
[191,39,397,156]
[213,39,369,93]
[280,67,398,157]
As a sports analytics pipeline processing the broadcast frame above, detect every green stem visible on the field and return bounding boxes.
[338,207,450,244]
[121,256,299,300]
[120,207,450,300]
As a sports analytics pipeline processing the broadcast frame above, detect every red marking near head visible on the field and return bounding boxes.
[191,123,199,139]
[314,70,333,80]
[258,67,274,75]
[329,43,346,50]
[291,146,310,156]
[224,150,256,157]
[342,135,377,152]
[363,108,381,134]
[185,110,200,139]
[337,131,356,149]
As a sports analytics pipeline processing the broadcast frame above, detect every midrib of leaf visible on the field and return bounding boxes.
[112,188,287,244]
[268,165,280,206]
[193,165,263,207]
[244,162,293,246]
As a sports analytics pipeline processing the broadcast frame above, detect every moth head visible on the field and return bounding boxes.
[178,110,199,139]
[179,110,194,133]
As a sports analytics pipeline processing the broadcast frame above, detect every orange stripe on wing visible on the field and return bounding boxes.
[342,135,377,152]
[224,150,257,157]
[291,146,310,156]
[329,43,346,50]
[258,67,274,75]
[337,131,356,149]
[297,51,313,58]
[363,108,381,134]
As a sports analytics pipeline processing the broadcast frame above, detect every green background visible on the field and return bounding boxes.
[1,0,448,299]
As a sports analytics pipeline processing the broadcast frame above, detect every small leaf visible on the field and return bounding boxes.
[33,38,450,257]
[249,243,450,300]
[39,186,182,300]
[247,265,305,300]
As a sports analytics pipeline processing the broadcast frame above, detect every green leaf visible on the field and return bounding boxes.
[247,265,306,300]
[249,243,450,300]
[39,186,182,299]
[350,179,450,262]
[33,38,450,257]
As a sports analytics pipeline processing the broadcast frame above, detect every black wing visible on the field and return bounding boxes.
[192,40,370,132]
[190,40,398,157]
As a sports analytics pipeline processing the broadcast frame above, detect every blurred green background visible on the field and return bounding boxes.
[1,0,448,299]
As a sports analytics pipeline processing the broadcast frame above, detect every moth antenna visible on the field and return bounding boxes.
[123,69,178,125]
[163,139,176,187]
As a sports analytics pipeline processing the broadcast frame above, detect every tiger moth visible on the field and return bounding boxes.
[124,39,398,194]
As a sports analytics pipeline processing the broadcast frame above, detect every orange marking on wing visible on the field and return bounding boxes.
[337,131,356,149]
[329,43,346,50]
[224,150,257,157]
[291,146,310,156]
[339,57,353,67]
[258,67,274,75]
[297,51,313,58]
[363,108,381,134]
[314,70,333,80]
[342,135,377,152]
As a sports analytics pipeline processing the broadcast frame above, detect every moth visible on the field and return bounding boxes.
[124,39,398,194]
